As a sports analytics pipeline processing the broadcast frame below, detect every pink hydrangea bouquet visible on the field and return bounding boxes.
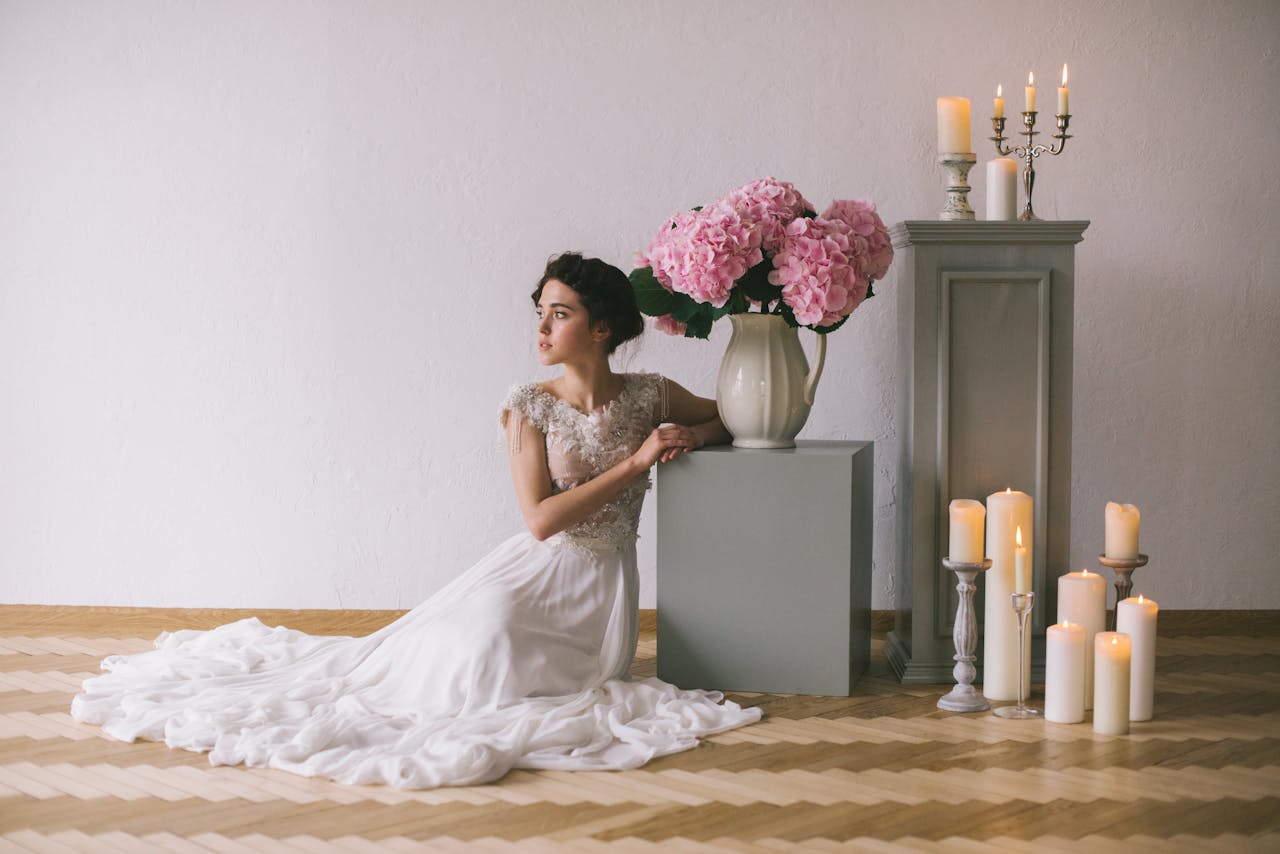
[631,178,893,338]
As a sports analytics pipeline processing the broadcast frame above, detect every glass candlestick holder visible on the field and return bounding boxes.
[993,591,1042,719]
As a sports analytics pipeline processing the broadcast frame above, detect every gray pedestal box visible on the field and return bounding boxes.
[886,220,1089,683]
[655,440,873,696]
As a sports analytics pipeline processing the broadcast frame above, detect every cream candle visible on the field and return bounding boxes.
[1105,502,1140,559]
[1058,569,1107,708]
[994,84,1004,119]
[1014,526,1031,594]
[1057,64,1069,115]
[949,499,986,563]
[1045,621,1085,723]
[1025,71,1036,112]
[1093,632,1132,735]
[937,96,972,153]
[983,488,1033,700]
[1117,595,1159,721]
[986,157,1017,220]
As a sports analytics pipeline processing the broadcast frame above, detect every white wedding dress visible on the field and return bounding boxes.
[70,371,762,788]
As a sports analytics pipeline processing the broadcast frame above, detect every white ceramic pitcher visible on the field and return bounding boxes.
[715,314,827,449]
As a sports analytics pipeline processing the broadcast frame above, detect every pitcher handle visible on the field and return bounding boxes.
[803,331,828,406]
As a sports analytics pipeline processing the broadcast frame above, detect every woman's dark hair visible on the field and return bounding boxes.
[532,252,643,355]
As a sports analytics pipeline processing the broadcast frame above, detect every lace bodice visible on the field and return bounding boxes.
[499,372,669,552]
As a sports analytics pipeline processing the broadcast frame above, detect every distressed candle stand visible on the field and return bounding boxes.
[1099,553,1150,631]
[937,153,977,221]
[938,558,993,713]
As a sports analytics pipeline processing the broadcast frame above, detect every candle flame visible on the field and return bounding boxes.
[1111,636,1118,646]
[1005,487,1012,494]
[997,83,1003,98]
[1062,64,1068,85]
[1138,594,1144,603]
[1015,526,1023,547]
[1028,71,1035,86]
[1062,620,1072,628]
[1082,568,1089,576]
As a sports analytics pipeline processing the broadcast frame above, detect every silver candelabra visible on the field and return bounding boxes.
[990,111,1072,221]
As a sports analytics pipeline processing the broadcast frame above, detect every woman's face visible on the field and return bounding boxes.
[535,279,607,365]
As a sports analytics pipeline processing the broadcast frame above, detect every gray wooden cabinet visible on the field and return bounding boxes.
[655,441,873,696]
[886,220,1089,683]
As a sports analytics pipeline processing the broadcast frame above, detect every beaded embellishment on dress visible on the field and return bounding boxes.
[499,372,669,552]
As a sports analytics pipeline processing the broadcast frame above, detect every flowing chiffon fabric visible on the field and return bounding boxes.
[70,372,762,788]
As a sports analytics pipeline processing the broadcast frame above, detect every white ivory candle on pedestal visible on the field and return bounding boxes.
[993,84,1004,119]
[983,488,1033,701]
[1117,595,1159,721]
[1093,632,1132,735]
[949,499,986,563]
[986,158,1017,220]
[1105,501,1141,558]
[1044,621,1085,723]
[936,96,972,153]
[1058,64,1070,115]
[1058,569,1107,708]
[1025,71,1036,112]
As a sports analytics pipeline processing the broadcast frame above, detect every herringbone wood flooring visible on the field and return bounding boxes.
[0,606,1276,852]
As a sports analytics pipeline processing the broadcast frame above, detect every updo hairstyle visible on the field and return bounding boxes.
[531,252,644,355]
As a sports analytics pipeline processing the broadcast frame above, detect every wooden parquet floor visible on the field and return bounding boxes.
[0,606,1277,852]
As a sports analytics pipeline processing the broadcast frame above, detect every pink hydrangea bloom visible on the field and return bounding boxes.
[767,217,869,327]
[719,177,815,254]
[822,199,894,281]
[637,203,763,308]
[653,314,687,336]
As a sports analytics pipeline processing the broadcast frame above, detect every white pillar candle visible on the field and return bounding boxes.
[948,499,986,563]
[936,96,972,154]
[1014,526,1031,593]
[1117,595,1158,721]
[1044,621,1085,723]
[1093,632,1132,735]
[1058,569,1107,708]
[986,158,1017,221]
[994,84,1004,119]
[1025,71,1036,112]
[1058,64,1069,115]
[983,488,1033,701]
[1105,501,1140,559]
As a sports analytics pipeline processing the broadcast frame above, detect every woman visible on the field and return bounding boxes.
[70,252,763,789]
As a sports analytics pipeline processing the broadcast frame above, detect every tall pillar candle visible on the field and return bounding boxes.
[983,488,1033,700]
[948,499,986,563]
[937,96,972,153]
[1093,632,1132,735]
[1105,501,1141,558]
[986,158,1017,220]
[1044,621,1085,723]
[1058,569,1107,708]
[1117,595,1159,721]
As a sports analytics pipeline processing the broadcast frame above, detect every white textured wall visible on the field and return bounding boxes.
[2,1,1277,610]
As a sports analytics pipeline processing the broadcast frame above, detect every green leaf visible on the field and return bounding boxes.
[670,291,702,323]
[629,267,676,317]
[799,209,817,219]
[740,259,781,304]
[712,289,749,320]
[684,310,714,339]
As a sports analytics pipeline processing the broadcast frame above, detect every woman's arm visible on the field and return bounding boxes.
[505,413,697,541]
[659,378,732,461]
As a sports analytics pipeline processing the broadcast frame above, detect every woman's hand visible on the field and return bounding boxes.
[633,424,700,470]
